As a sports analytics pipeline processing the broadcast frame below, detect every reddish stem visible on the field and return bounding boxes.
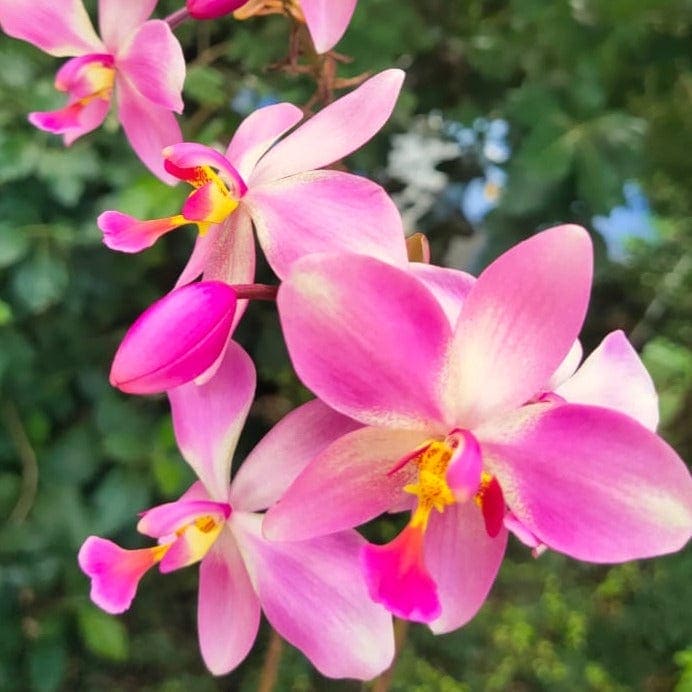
[232,283,279,301]
[165,7,191,30]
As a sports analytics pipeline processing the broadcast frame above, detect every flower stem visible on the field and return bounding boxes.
[257,627,283,692]
[165,8,190,30]
[371,618,410,692]
[233,283,279,301]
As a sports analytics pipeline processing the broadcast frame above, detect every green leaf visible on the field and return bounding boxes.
[0,224,29,268]
[12,250,68,313]
[77,607,129,662]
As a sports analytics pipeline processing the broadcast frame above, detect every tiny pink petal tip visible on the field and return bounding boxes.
[360,526,441,623]
[109,281,237,395]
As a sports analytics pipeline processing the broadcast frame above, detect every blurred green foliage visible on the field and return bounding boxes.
[0,0,690,689]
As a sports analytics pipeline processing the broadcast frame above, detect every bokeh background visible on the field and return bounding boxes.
[1,0,691,689]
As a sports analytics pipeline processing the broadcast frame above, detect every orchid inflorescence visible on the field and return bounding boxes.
[1,0,690,681]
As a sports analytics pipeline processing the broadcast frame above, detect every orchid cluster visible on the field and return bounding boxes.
[2,0,690,682]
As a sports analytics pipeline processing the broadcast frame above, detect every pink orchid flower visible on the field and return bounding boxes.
[79,342,394,678]
[98,69,408,289]
[262,225,692,631]
[0,0,185,183]
[109,280,237,394]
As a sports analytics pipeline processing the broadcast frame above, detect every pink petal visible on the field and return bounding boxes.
[201,209,256,330]
[109,281,237,395]
[445,429,482,502]
[233,513,395,680]
[246,170,407,279]
[225,102,303,181]
[408,262,475,328]
[361,525,441,623]
[479,403,692,562]
[98,211,187,253]
[115,75,182,185]
[278,253,451,429]
[164,142,247,197]
[116,20,185,113]
[444,225,593,428]
[231,399,361,512]
[98,0,157,52]
[78,536,158,614]
[263,426,425,542]
[545,339,583,391]
[0,0,104,57]
[250,69,404,184]
[182,182,235,224]
[300,0,358,53]
[187,0,249,20]
[168,341,256,501]
[425,501,507,634]
[29,97,110,145]
[198,530,261,675]
[137,498,230,538]
[556,330,659,430]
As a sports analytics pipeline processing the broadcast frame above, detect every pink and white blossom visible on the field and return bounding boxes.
[0,0,185,182]
[80,344,394,678]
[262,225,692,631]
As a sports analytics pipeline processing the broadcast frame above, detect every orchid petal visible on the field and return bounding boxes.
[115,76,182,184]
[231,399,361,512]
[137,499,230,538]
[29,97,110,145]
[361,525,441,623]
[556,330,659,430]
[0,0,104,57]
[263,426,425,542]
[198,530,261,675]
[300,0,358,53]
[444,225,593,428]
[187,0,250,20]
[445,429,482,502]
[164,143,247,197]
[78,536,158,614]
[246,170,407,279]
[98,211,187,253]
[545,339,583,391]
[98,0,157,52]
[168,341,256,501]
[250,69,404,184]
[110,281,237,395]
[407,263,475,328]
[426,502,507,634]
[278,253,451,429]
[225,102,303,181]
[480,404,692,562]
[116,20,185,113]
[234,513,395,680]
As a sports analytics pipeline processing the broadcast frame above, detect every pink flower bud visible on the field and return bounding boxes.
[186,0,249,20]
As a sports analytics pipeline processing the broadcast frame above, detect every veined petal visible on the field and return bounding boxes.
[246,170,408,279]
[263,426,425,542]
[278,253,451,429]
[301,0,358,53]
[116,75,182,185]
[198,530,261,675]
[116,20,185,113]
[250,69,404,184]
[98,211,188,253]
[109,281,237,395]
[164,142,247,197]
[225,102,303,181]
[479,404,692,563]
[556,330,658,430]
[444,225,593,428]
[231,399,361,512]
[234,513,395,680]
[426,501,507,634]
[98,0,157,53]
[0,0,104,57]
[168,341,256,502]
[361,525,441,623]
[78,536,159,614]
[407,263,475,328]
